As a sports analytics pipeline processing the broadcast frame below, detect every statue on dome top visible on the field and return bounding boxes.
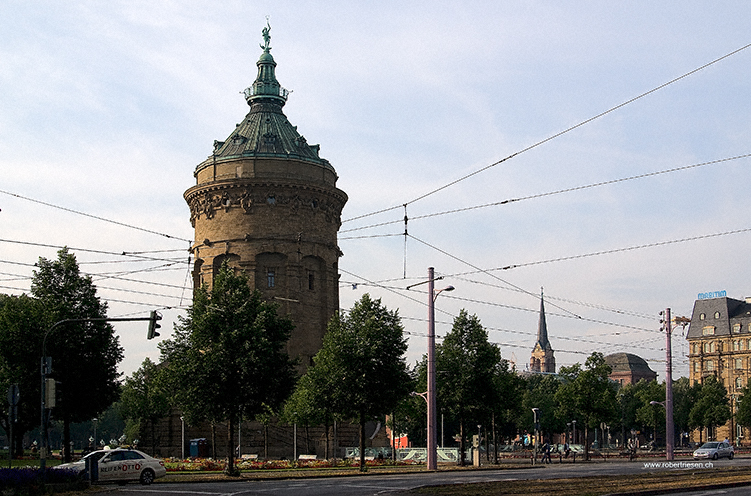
[260,19,271,52]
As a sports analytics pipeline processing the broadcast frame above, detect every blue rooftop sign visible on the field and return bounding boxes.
[698,290,727,300]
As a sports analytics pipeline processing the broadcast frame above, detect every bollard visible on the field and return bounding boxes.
[85,456,98,483]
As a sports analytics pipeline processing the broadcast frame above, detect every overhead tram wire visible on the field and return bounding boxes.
[0,189,192,243]
[407,234,584,320]
[343,276,657,334]
[340,42,751,226]
[452,276,655,320]
[490,227,751,270]
[341,275,660,354]
[339,152,751,235]
[401,315,660,353]
[0,238,186,264]
[405,153,751,224]
[339,267,458,321]
[445,292,654,333]
[431,226,751,281]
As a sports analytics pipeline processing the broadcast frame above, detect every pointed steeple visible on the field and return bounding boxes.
[535,288,551,351]
[530,287,555,373]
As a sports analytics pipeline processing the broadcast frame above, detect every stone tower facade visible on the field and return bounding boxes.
[184,25,348,370]
[530,289,556,373]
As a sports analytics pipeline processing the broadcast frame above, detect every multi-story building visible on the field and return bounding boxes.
[686,294,751,443]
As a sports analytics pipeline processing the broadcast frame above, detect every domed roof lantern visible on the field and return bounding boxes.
[243,21,289,106]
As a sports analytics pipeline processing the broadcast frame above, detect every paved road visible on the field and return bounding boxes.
[105,458,751,496]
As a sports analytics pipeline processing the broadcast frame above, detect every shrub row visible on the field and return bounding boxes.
[0,467,86,496]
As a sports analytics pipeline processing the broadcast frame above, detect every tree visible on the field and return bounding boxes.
[282,366,340,458]
[490,359,524,461]
[159,262,296,475]
[633,380,666,446]
[689,375,730,442]
[391,361,426,449]
[436,310,503,465]
[120,358,171,455]
[555,352,618,460]
[31,248,124,462]
[310,294,411,470]
[521,374,563,446]
[0,294,46,457]
[735,382,751,436]
[672,377,698,447]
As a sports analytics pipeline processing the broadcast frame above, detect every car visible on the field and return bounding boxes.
[692,441,734,460]
[55,447,166,485]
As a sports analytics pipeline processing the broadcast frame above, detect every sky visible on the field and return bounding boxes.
[1,1,750,381]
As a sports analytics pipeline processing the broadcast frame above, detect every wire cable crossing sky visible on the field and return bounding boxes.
[1,2,749,378]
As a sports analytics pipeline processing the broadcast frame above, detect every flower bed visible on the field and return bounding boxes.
[164,457,414,472]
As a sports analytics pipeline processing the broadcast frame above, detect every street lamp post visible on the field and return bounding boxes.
[409,268,453,471]
[532,408,540,465]
[427,268,454,471]
[180,416,185,459]
[572,420,577,445]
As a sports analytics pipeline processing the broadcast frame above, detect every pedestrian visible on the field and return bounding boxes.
[542,441,551,464]
[563,442,570,459]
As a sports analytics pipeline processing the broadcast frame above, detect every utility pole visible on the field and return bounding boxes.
[664,308,674,461]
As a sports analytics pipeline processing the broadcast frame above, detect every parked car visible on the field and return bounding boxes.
[692,441,734,460]
[55,448,166,485]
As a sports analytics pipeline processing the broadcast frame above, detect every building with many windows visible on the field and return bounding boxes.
[686,294,751,443]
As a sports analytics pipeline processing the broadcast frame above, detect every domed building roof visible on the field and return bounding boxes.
[195,22,334,174]
[605,353,657,385]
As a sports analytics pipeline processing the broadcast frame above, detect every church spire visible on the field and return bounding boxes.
[530,287,555,373]
[536,287,551,351]
[243,20,289,106]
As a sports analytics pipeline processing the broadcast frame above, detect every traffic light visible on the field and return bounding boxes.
[147,310,162,340]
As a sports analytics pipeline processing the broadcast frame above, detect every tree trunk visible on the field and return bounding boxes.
[359,412,366,472]
[333,420,338,463]
[226,416,237,476]
[263,423,269,460]
[151,418,157,456]
[305,424,310,454]
[211,423,217,459]
[63,416,72,462]
[391,411,396,462]
[324,420,330,459]
[458,420,465,466]
[492,413,498,464]
[584,425,590,461]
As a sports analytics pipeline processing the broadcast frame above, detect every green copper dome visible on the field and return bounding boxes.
[196,22,335,173]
